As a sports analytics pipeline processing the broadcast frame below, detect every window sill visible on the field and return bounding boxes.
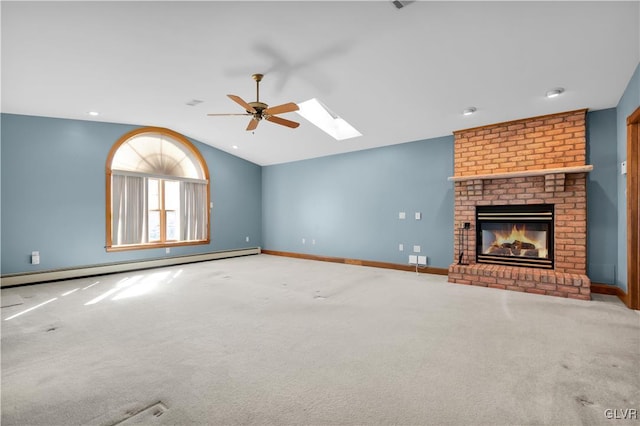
[106,240,209,252]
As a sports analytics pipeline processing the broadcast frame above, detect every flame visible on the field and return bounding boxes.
[485,224,548,258]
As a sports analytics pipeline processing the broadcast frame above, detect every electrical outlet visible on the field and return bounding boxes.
[399,211,406,220]
[245,236,250,242]
[312,239,316,245]
[302,238,306,244]
[409,255,418,264]
[415,212,421,220]
[399,243,404,251]
[166,247,170,254]
[418,255,427,265]
[413,245,421,253]
[31,251,40,265]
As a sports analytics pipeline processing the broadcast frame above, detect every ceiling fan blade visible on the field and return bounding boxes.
[265,115,300,129]
[228,94,257,113]
[207,113,252,116]
[263,102,299,116]
[246,118,259,131]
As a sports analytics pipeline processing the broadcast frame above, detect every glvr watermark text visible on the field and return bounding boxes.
[604,409,637,420]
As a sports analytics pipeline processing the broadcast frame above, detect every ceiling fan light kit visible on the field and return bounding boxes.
[208,73,300,131]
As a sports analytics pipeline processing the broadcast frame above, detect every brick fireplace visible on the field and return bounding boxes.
[447,109,592,300]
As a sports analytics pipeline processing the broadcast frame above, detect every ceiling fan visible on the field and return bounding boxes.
[208,73,300,131]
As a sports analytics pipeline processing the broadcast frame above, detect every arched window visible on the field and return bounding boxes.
[106,127,210,251]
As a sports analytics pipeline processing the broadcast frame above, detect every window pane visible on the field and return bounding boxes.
[111,133,205,179]
[166,210,179,241]
[148,211,160,242]
[165,180,180,210]
[148,179,159,210]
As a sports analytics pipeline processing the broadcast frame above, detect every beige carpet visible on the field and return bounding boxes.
[2,254,639,425]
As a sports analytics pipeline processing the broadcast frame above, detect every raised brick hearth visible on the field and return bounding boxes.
[448,264,590,298]
[448,109,592,300]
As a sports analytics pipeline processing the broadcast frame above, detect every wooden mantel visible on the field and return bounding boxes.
[448,165,593,182]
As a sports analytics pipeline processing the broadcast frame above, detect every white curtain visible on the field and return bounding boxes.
[180,182,207,241]
[112,174,147,245]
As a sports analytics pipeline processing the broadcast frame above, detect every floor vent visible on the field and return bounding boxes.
[112,401,168,425]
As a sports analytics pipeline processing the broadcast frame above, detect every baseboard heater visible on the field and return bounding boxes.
[0,247,261,288]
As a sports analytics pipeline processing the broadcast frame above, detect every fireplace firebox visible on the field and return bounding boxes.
[476,204,554,269]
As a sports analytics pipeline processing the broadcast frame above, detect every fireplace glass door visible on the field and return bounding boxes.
[476,205,553,269]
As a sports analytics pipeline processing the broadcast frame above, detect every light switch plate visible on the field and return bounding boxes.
[415,212,421,220]
[399,212,406,220]
[399,243,404,251]
[413,245,421,253]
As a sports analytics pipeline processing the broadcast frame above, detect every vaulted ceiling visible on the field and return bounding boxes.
[2,1,638,165]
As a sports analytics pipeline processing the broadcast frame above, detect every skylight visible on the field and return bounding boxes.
[296,98,362,141]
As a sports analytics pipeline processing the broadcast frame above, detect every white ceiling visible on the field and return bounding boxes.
[2,1,639,166]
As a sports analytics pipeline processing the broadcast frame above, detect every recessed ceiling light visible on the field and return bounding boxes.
[463,107,477,116]
[546,88,564,98]
[87,111,99,116]
[232,145,239,150]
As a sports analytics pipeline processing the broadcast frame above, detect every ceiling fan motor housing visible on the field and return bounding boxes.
[249,101,268,116]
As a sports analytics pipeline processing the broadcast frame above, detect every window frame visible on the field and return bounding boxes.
[105,127,210,252]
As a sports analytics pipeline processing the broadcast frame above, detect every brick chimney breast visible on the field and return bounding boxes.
[448,109,592,300]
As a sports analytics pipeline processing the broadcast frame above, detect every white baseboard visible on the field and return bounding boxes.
[0,247,261,287]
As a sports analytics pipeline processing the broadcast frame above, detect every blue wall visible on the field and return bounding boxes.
[0,114,262,275]
[262,111,622,275]
[616,63,640,291]
[1,92,632,281]
[586,108,618,284]
[262,136,455,268]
